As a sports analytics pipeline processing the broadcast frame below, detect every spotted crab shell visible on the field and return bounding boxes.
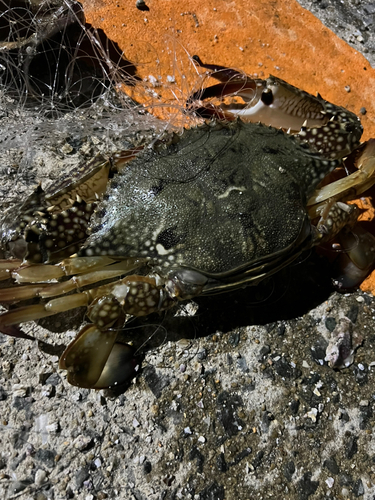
[79,121,339,287]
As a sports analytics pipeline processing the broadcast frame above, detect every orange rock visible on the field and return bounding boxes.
[82,0,374,138]
[82,0,375,292]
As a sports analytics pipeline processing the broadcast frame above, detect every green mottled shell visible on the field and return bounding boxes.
[81,121,337,276]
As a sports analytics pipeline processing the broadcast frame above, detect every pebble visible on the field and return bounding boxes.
[60,143,73,154]
[306,408,318,422]
[73,435,92,451]
[41,385,55,398]
[35,469,47,486]
[326,477,334,488]
[12,385,27,397]
[136,0,149,11]
[46,422,59,433]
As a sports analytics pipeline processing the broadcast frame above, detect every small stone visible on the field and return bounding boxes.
[12,385,28,397]
[324,457,339,475]
[297,472,319,498]
[75,467,90,489]
[25,443,35,456]
[41,385,55,398]
[34,469,47,486]
[306,408,318,422]
[259,345,271,359]
[326,477,334,488]
[46,422,59,433]
[197,349,207,360]
[345,435,358,459]
[136,0,149,11]
[290,399,300,415]
[353,478,364,497]
[60,143,73,154]
[73,435,92,451]
[34,449,56,468]
[143,461,152,474]
[325,317,336,332]
[345,85,351,92]
[284,461,295,482]
[360,107,367,115]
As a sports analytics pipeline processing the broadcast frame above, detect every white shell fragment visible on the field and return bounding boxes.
[325,317,363,369]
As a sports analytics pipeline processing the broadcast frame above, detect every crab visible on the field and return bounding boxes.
[1,60,375,389]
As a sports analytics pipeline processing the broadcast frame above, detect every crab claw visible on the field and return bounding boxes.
[189,58,362,160]
[332,226,375,290]
[59,325,139,389]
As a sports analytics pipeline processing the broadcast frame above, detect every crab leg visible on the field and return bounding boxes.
[0,147,144,265]
[307,139,375,213]
[11,256,118,283]
[0,259,23,281]
[45,148,143,209]
[0,257,115,284]
[0,274,175,328]
[0,257,146,303]
[0,273,176,388]
[0,294,90,328]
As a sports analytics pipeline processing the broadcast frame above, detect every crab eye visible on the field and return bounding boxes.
[261,88,274,106]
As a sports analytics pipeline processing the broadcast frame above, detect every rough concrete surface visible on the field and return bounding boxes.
[0,1,375,500]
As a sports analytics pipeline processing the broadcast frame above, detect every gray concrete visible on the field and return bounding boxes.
[0,1,375,499]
